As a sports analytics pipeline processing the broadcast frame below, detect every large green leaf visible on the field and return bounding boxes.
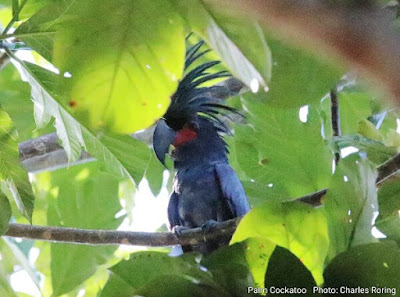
[101,251,228,297]
[16,0,186,133]
[234,93,332,198]
[19,61,149,185]
[48,163,123,296]
[0,109,34,222]
[231,200,329,285]
[375,178,400,243]
[324,155,378,261]
[324,243,400,294]
[176,0,271,90]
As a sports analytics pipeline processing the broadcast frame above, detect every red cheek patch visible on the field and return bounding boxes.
[173,127,198,147]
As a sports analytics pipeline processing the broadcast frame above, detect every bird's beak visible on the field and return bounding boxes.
[153,119,176,166]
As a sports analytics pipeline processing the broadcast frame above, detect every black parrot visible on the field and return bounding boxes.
[153,40,250,253]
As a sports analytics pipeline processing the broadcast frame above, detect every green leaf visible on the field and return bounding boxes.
[19,0,56,20]
[0,109,34,222]
[101,251,227,297]
[358,118,383,141]
[324,243,400,294]
[0,64,37,141]
[375,178,400,243]
[48,163,123,296]
[135,275,230,297]
[0,194,10,234]
[100,274,135,297]
[234,94,332,198]
[332,135,397,165]
[201,242,254,296]
[231,200,329,285]
[264,246,318,295]
[263,37,342,107]
[17,0,186,133]
[19,61,149,185]
[176,0,271,90]
[324,155,378,261]
[13,1,58,61]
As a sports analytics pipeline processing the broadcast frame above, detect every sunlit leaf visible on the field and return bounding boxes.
[324,155,378,261]
[240,238,275,288]
[231,200,329,284]
[17,0,186,133]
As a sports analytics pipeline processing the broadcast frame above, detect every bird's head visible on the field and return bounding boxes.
[153,39,241,166]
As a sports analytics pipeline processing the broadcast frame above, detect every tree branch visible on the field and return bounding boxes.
[6,149,400,246]
[294,149,400,206]
[4,217,241,247]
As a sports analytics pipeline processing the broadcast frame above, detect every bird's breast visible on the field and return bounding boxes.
[174,165,233,227]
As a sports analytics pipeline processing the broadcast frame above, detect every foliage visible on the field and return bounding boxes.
[0,0,399,296]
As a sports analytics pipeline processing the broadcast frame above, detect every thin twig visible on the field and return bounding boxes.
[376,153,400,184]
[330,88,341,165]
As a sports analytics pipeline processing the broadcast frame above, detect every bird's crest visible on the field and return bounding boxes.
[163,38,242,134]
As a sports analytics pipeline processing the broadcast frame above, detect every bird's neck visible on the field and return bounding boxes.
[173,138,228,170]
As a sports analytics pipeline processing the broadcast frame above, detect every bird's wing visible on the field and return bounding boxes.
[167,192,180,229]
[215,163,250,217]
